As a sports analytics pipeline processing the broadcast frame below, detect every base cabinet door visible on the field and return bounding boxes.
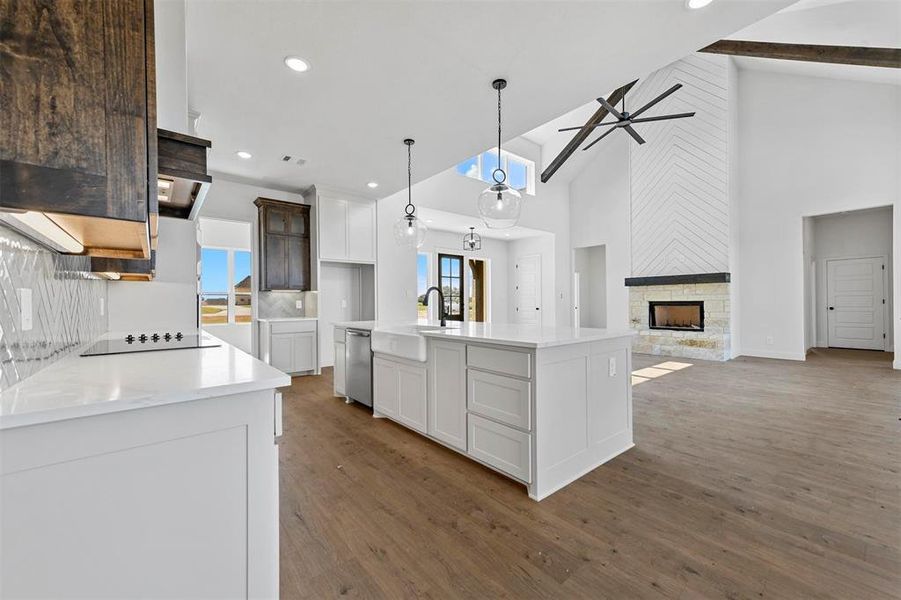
[428,340,467,451]
[334,342,346,396]
[396,364,427,434]
[292,332,316,372]
[468,414,532,483]
[270,334,294,373]
[373,357,399,418]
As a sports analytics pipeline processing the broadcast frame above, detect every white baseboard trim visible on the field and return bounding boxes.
[894,358,900,371]
[737,348,807,361]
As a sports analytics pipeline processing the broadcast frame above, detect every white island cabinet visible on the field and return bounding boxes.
[370,323,635,501]
[0,333,289,599]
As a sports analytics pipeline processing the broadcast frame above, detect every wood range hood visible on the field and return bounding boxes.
[156,128,212,220]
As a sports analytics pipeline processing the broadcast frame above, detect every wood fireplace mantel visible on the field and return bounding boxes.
[624,272,731,287]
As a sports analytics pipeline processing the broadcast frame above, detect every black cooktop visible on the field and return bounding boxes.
[80,332,220,357]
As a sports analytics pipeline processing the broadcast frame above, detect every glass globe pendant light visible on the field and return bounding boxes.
[393,138,428,248]
[478,78,522,229]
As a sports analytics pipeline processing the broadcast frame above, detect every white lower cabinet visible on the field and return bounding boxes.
[428,340,467,451]
[467,413,532,483]
[373,356,427,434]
[334,342,346,396]
[259,319,318,375]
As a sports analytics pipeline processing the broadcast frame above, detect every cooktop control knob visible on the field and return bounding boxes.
[125,334,135,343]
[151,333,160,342]
[163,332,172,341]
[138,334,148,343]
[175,332,183,340]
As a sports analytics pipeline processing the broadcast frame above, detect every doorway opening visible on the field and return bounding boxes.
[573,244,607,328]
[467,258,488,322]
[802,206,893,353]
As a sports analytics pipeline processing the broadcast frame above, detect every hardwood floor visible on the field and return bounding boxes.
[278,349,900,599]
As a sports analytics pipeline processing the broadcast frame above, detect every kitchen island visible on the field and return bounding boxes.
[0,332,289,598]
[345,322,635,501]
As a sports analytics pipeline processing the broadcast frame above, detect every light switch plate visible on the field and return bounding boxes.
[340,299,347,309]
[99,297,105,316]
[17,288,33,331]
[608,357,616,377]
[295,300,303,310]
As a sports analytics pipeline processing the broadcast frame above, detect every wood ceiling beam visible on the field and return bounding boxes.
[540,80,637,184]
[699,40,901,69]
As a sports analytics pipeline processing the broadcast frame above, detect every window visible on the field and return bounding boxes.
[417,253,429,321]
[201,247,252,326]
[438,253,464,321]
[455,149,535,195]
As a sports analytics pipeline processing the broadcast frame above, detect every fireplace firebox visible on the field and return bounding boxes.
[649,301,704,331]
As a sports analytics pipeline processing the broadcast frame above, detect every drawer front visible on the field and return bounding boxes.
[467,370,531,431]
[270,320,317,334]
[467,414,532,483]
[334,327,346,344]
[467,345,531,379]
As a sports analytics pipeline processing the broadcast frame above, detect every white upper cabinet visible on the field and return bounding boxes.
[316,192,376,263]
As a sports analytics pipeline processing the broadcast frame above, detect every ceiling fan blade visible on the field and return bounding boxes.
[629,112,696,124]
[630,83,683,119]
[581,127,617,151]
[557,121,619,133]
[597,97,625,120]
[623,125,646,145]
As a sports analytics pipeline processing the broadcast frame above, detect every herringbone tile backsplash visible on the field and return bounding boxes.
[0,224,108,391]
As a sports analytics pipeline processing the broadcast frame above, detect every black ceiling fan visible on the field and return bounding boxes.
[559,83,695,151]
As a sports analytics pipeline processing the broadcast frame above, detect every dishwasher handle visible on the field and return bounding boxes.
[346,329,371,338]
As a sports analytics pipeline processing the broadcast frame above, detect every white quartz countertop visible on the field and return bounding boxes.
[0,332,291,430]
[420,323,637,348]
[256,317,318,322]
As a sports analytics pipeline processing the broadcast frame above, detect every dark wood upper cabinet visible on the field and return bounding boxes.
[254,198,311,292]
[0,0,157,259]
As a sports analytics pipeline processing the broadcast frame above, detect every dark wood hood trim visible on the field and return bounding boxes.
[625,272,731,287]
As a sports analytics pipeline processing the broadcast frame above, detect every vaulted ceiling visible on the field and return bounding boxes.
[185,0,794,196]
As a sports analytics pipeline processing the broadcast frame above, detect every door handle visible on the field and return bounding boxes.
[828,306,835,310]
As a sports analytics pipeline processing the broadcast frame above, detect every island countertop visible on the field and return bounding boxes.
[421,323,636,349]
[0,332,290,430]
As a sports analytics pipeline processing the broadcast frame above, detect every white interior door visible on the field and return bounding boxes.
[826,257,885,350]
[514,254,541,326]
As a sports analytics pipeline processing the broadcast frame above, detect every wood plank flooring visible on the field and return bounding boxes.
[278,349,900,599]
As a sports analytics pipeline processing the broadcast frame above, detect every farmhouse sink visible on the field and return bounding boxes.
[371,325,446,362]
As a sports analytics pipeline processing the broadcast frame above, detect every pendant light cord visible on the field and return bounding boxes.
[497,84,502,173]
[405,141,414,217]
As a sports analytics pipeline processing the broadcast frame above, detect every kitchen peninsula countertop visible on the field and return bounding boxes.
[421,323,636,349]
[0,332,290,430]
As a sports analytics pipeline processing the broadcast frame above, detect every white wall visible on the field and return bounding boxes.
[810,207,894,350]
[419,229,510,324]
[737,70,900,361]
[574,245,607,328]
[107,217,198,333]
[377,137,571,327]
[569,134,632,330]
[155,0,188,133]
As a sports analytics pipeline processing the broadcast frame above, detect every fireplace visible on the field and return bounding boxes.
[649,301,704,331]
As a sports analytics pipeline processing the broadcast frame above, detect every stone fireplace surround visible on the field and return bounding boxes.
[626,273,731,361]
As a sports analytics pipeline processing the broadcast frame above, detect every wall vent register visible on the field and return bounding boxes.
[649,301,704,331]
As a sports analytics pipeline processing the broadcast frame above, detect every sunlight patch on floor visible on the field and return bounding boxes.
[631,361,693,386]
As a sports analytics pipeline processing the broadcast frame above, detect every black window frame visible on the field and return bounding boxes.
[438,253,465,322]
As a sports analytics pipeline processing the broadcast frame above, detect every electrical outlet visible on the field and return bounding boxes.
[341,299,347,309]
[608,357,616,377]
[17,288,32,331]
[766,335,774,345]
[295,300,303,310]
[99,297,105,316]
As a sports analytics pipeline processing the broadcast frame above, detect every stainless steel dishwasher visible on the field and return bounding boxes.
[345,328,372,407]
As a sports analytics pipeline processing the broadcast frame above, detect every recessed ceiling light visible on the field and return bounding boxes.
[284,56,310,72]
[685,0,714,9]
[426,219,433,223]
[367,182,379,189]
[504,233,511,237]
[236,150,252,159]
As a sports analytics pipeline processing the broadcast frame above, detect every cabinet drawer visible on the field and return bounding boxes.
[467,414,532,483]
[467,345,531,379]
[270,320,317,334]
[467,370,531,431]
